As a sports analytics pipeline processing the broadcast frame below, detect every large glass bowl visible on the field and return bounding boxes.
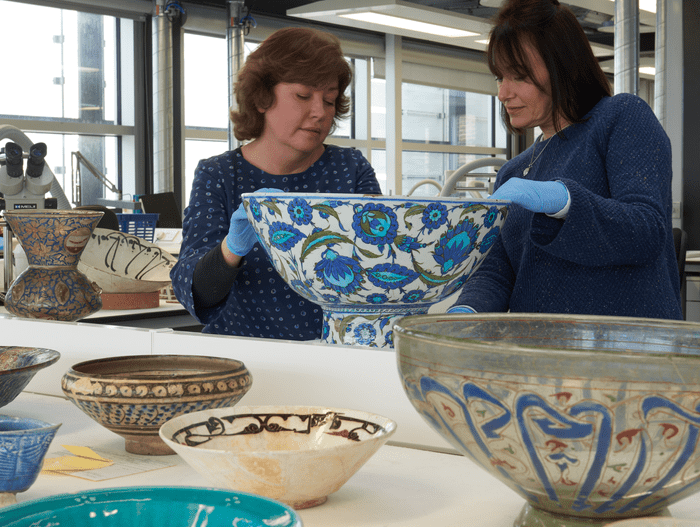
[243,192,507,348]
[394,313,700,527]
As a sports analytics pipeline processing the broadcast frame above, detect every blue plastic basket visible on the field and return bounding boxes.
[116,213,159,242]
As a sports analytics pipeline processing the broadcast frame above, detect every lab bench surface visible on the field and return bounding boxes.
[0,316,698,525]
[5,392,699,526]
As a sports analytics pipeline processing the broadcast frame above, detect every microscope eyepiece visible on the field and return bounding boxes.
[3,142,24,178]
[25,142,47,178]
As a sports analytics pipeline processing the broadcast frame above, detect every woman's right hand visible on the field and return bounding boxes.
[225,188,281,258]
[225,203,259,257]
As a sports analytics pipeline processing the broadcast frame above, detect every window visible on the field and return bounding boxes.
[0,1,136,209]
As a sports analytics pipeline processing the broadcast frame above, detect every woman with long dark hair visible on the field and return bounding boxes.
[449,0,682,319]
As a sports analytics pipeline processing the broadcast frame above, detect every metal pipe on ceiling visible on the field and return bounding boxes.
[152,0,175,192]
[227,0,245,152]
[654,0,666,126]
[614,0,640,95]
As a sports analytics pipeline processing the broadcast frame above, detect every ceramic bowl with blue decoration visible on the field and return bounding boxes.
[0,347,60,409]
[243,192,508,348]
[395,313,700,527]
[0,416,60,507]
[0,486,302,526]
[61,354,252,455]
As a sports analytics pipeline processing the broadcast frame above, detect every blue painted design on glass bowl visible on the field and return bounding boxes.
[243,192,508,348]
[395,314,700,527]
[0,347,60,409]
[0,486,302,526]
[0,416,60,505]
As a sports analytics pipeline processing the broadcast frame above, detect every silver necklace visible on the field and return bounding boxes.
[523,134,553,176]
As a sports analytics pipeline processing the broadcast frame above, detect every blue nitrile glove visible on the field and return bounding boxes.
[447,305,477,314]
[226,188,279,257]
[490,178,570,216]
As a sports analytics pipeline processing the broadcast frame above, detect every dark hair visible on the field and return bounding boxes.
[230,27,352,141]
[488,0,612,135]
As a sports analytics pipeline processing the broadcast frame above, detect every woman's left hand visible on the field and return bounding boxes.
[490,178,569,215]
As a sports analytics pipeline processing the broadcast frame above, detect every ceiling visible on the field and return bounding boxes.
[185,0,657,59]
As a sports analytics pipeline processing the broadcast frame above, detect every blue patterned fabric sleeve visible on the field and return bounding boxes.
[171,156,233,325]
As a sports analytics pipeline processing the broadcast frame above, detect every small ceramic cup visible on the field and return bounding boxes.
[0,415,60,507]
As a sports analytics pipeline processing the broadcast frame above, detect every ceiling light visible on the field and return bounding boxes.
[607,0,656,14]
[639,66,656,75]
[288,0,492,50]
[339,12,477,38]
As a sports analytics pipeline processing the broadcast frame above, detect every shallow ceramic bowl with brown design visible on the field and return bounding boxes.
[61,355,252,455]
[159,405,397,509]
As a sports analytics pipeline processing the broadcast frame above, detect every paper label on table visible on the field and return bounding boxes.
[42,445,176,481]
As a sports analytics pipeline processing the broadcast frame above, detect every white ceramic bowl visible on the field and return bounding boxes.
[160,405,397,509]
[243,192,507,348]
[78,228,176,293]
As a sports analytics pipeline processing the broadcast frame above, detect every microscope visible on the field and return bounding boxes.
[0,141,57,210]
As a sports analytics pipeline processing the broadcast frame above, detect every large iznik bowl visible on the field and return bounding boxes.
[394,314,700,527]
[243,192,507,348]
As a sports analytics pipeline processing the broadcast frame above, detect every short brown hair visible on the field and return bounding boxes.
[230,27,352,141]
[488,0,612,135]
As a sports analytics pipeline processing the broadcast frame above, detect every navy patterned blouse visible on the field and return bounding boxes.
[171,145,381,340]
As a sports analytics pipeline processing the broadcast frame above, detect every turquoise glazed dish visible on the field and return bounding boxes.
[0,347,60,408]
[243,192,507,348]
[0,416,60,507]
[394,314,700,527]
[0,486,303,526]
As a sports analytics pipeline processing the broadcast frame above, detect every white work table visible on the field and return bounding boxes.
[1,315,699,525]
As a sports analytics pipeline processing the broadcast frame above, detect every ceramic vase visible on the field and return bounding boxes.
[4,210,103,321]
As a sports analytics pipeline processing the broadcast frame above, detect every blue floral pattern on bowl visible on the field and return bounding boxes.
[243,193,508,348]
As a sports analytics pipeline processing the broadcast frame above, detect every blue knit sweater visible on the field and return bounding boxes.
[171,145,381,339]
[455,93,683,320]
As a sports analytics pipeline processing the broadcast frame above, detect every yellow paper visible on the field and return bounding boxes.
[62,445,110,461]
[42,445,113,474]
